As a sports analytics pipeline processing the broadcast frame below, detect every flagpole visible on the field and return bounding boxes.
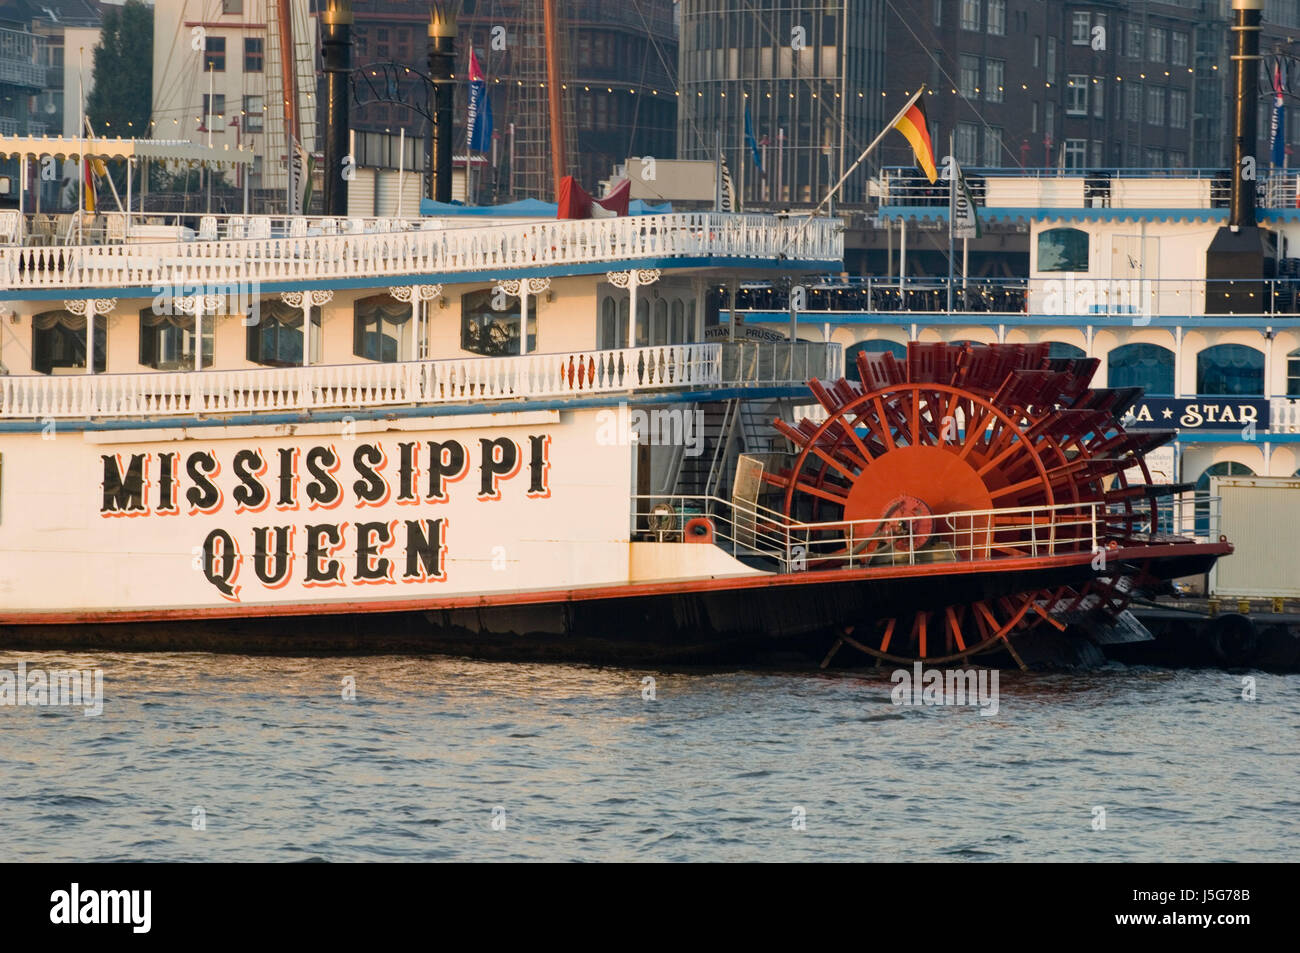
[807,86,926,222]
[947,131,955,312]
[77,45,84,244]
[783,86,927,254]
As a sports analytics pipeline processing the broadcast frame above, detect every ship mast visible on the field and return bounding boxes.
[276,0,300,145]
[542,0,566,199]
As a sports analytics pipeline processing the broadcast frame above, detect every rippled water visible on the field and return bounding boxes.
[1,652,1297,862]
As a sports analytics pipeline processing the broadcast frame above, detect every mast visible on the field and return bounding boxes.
[276,0,299,144]
[542,0,566,198]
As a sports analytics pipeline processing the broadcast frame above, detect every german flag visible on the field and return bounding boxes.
[893,94,938,184]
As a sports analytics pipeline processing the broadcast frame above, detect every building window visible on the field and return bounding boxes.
[959,54,980,97]
[1091,140,1103,166]
[1072,11,1091,45]
[1064,139,1087,170]
[1145,148,1164,166]
[247,300,322,366]
[203,36,226,72]
[354,294,412,362]
[1045,101,1055,140]
[987,0,1005,36]
[1107,343,1174,396]
[934,0,942,27]
[1126,22,1143,59]
[1146,86,1165,126]
[33,310,106,374]
[1125,83,1142,122]
[1093,77,1105,118]
[1149,28,1167,63]
[1170,89,1188,129]
[243,95,263,132]
[960,0,980,32]
[956,122,980,166]
[1037,227,1089,272]
[1172,32,1189,67]
[1033,36,1040,68]
[1046,36,1057,80]
[986,59,1004,102]
[138,310,213,371]
[244,37,264,72]
[222,0,243,12]
[1197,344,1265,396]
[202,93,225,122]
[846,340,907,381]
[461,289,534,356]
[1168,151,1186,168]
[983,126,1002,165]
[1066,74,1089,115]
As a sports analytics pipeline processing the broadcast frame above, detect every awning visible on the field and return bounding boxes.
[0,136,253,167]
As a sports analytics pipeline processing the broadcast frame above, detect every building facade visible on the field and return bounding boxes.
[346,0,678,203]
[676,0,887,208]
[151,0,317,200]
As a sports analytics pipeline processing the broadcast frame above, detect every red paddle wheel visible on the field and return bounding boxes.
[765,342,1176,667]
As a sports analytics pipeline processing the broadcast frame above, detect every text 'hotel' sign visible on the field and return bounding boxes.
[1125,398,1270,431]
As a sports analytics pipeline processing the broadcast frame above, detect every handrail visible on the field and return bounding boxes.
[0,213,844,290]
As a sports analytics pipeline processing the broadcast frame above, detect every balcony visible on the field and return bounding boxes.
[0,213,844,293]
[0,341,841,420]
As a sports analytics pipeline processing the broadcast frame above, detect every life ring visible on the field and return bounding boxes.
[683,517,715,544]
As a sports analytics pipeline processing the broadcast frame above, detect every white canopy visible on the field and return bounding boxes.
[0,136,253,168]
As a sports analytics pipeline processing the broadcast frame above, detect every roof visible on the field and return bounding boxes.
[0,135,253,167]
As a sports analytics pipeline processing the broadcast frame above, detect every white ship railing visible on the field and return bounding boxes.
[0,341,838,419]
[0,213,843,291]
[633,493,1218,574]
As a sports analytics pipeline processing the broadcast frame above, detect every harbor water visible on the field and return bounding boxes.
[2,651,1297,862]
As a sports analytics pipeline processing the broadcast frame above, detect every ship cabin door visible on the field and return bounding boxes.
[1109,234,1160,319]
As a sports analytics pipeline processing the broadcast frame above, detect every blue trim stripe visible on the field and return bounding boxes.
[745,311,1300,329]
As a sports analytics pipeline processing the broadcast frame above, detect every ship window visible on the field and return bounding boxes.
[1287,348,1300,396]
[138,309,214,371]
[1037,228,1089,272]
[671,300,685,344]
[33,310,106,375]
[845,340,906,382]
[460,289,533,357]
[1048,341,1086,360]
[247,299,322,367]
[353,294,411,363]
[653,298,669,346]
[599,294,627,349]
[1196,344,1264,396]
[1107,343,1174,396]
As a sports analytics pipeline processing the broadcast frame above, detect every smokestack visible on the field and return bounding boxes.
[1206,0,1276,315]
[426,3,457,204]
[322,0,353,217]
[1229,0,1262,228]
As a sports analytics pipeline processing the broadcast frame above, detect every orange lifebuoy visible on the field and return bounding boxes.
[683,517,715,544]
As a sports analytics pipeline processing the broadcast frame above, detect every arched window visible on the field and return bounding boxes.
[845,340,907,381]
[1195,461,1255,536]
[1048,341,1086,360]
[1197,344,1264,396]
[670,300,685,344]
[1288,348,1300,397]
[1107,343,1174,396]
[653,298,669,346]
[635,299,650,347]
[1037,227,1089,272]
[599,296,619,350]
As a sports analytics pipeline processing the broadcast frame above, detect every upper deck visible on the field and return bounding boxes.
[0,211,843,298]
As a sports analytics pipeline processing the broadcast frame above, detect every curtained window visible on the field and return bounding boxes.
[1107,343,1174,397]
[353,294,411,363]
[247,299,322,366]
[1196,344,1264,397]
[33,310,106,374]
[139,309,214,370]
[461,289,533,356]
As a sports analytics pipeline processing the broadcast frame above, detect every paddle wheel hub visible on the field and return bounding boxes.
[765,341,1183,667]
